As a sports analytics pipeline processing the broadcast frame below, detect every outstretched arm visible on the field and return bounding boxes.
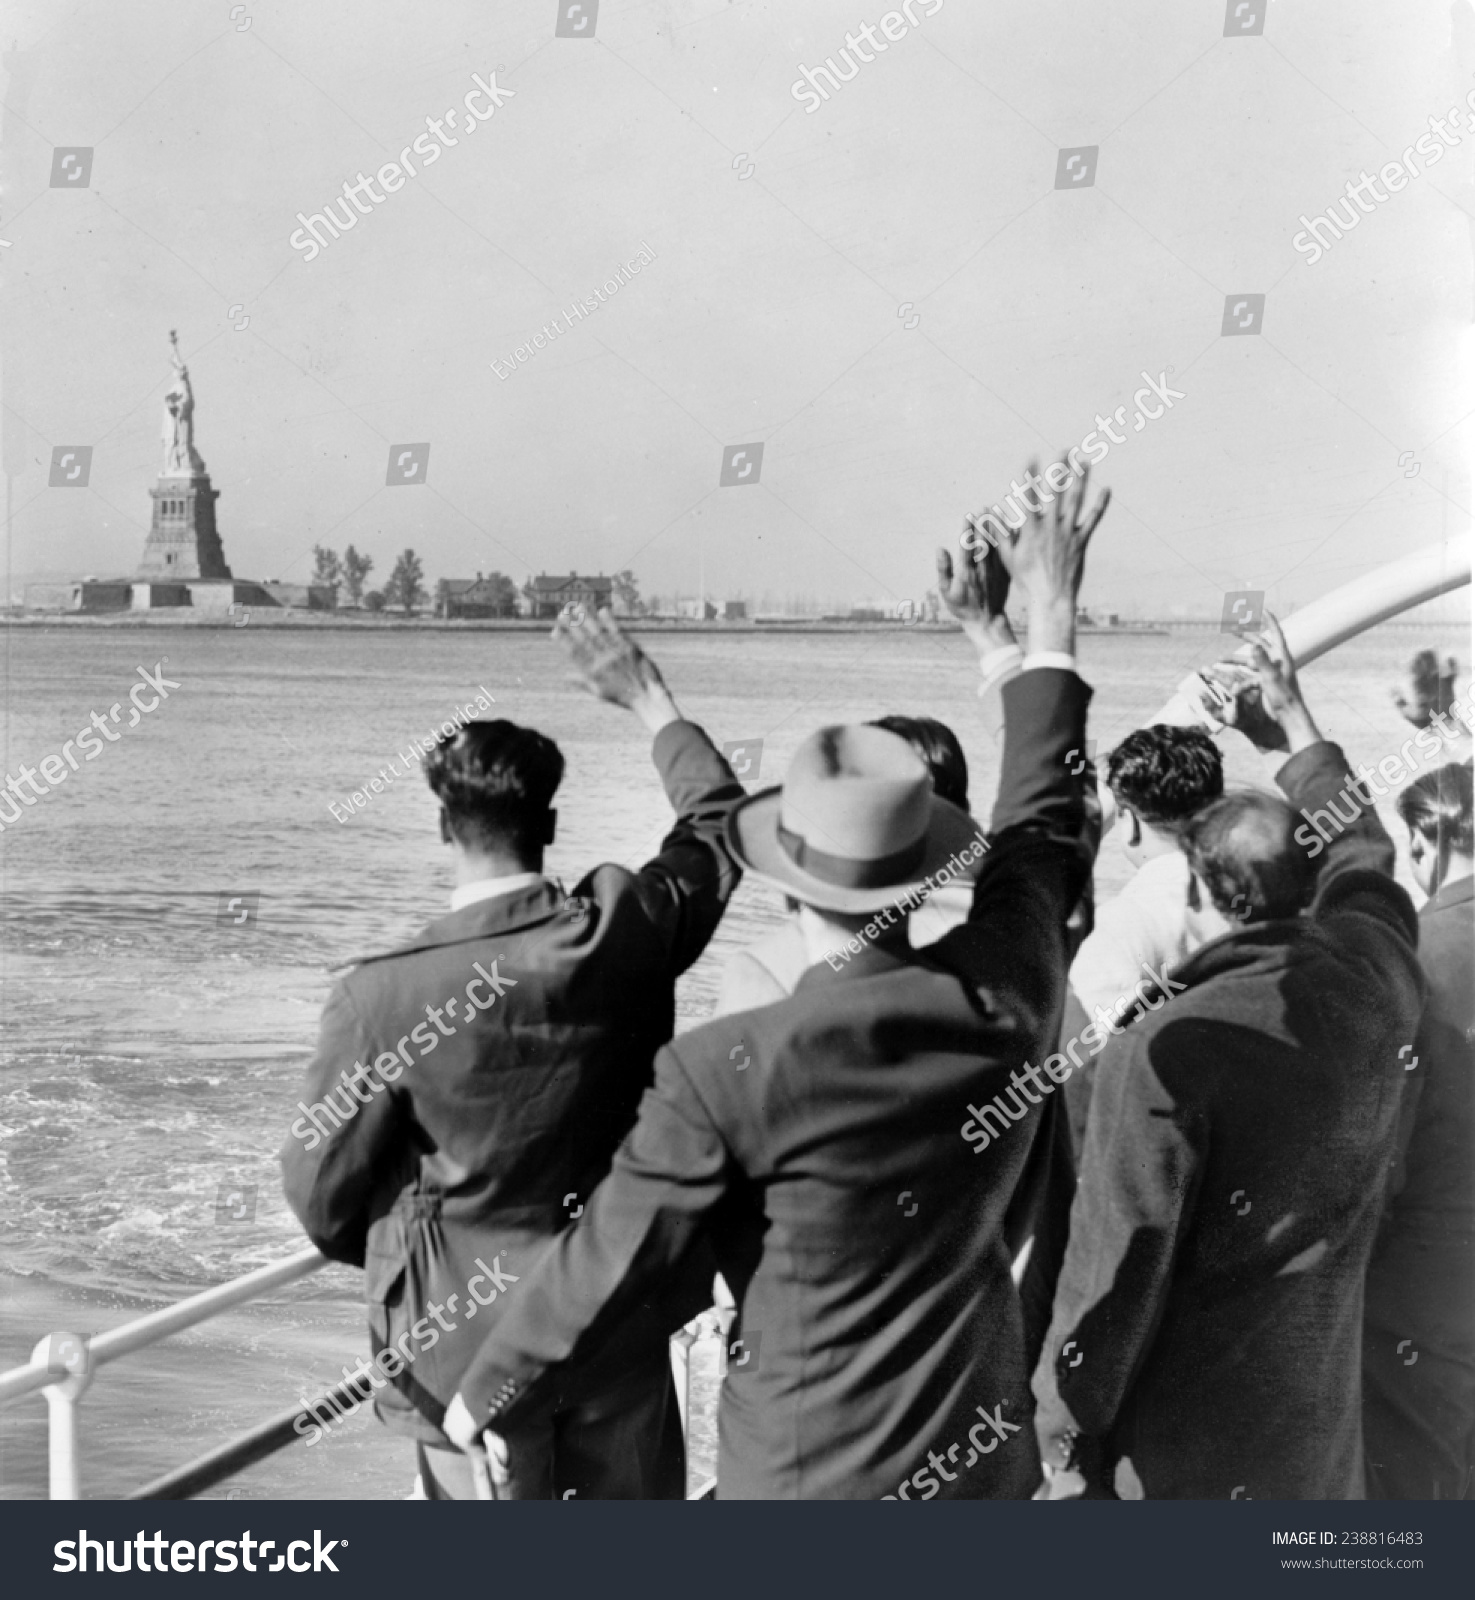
[558,609,745,972]
[445,1042,730,1445]
[1210,615,1413,938]
[932,455,1106,1025]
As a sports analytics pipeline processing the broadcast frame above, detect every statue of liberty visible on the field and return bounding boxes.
[161,329,205,476]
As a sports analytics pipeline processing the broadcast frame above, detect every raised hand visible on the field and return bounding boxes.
[1391,651,1458,729]
[1247,612,1304,718]
[1203,660,1285,751]
[936,524,1011,643]
[1208,613,1320,756]
[997,458,1109,610]
[554,607,680,734]
[941,506,1016,666]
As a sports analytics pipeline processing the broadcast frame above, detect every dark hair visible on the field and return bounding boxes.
[1404,650,1458,718]
[1396,761,1474,857]
[1106,725,1223,832]
[868,714,969,810]
[423,719,564,859]
[1181,791,1315,923]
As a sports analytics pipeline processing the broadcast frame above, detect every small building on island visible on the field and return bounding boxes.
[437,573,521,619]
[521,572,614,619]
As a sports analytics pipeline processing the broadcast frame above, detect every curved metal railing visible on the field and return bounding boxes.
[0,1246,720,1500]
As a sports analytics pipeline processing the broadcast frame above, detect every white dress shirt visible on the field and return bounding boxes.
[450,872,552,912]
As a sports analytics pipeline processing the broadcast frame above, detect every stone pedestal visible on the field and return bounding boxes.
[130,581,192,609]
[23,580,131,613]
[138,475,231,580]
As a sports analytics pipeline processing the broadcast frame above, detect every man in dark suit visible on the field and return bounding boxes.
[442,462,1109,1498]
[1034,619,1426,1500]
[281,612,744,1498]
[1365,761,1475,1499]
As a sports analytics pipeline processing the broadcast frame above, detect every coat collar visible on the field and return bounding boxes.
[346,879,567,969]
[792,936,915,992]
[1168,917,1305,991]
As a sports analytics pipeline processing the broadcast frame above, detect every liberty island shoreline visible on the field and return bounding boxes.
[18,612,1440,634]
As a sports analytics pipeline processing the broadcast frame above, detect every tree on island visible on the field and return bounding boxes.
[383,548,427,616]
[342,545,374,608]
[612,569,645,617]
[311,545,342,607]
[363,590,386,613]
[480,571,521,617]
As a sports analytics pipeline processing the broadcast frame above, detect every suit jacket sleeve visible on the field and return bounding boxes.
[1279,740,1417,949]
[1009,1088,1077,1373]
[279,977,411,1267]
[933,668,1095,1033]
[621,719,746,976]
[455,1041,731,1426]
[1032,1023,1208,1482]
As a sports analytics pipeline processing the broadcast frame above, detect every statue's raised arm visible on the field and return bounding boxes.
[161,329,203,476]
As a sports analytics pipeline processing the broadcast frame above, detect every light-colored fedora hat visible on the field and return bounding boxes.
[726,724,986,916]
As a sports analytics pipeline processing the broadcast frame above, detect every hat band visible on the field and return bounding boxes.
[776,820,927,889]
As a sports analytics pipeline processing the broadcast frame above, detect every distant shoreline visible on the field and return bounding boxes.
[0,613,1187,635]
[0,612,1458,634]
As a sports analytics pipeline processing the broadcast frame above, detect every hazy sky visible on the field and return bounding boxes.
[2,0,1471,615]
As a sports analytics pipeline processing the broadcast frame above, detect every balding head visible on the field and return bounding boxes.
[1181,790,1316,923]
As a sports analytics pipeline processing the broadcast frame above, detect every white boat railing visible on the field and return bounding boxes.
[0,1245,721,1500]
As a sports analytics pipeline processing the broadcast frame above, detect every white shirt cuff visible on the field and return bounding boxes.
[1021,650,1077,674]
[976,643,1024,697]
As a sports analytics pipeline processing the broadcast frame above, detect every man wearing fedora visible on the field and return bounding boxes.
[443,464,1108,1498]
